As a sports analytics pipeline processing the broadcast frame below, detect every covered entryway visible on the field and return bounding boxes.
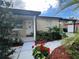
[11,9,41,41]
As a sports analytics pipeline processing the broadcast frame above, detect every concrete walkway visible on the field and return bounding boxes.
[22,37,34,42]
[18,42,34,59]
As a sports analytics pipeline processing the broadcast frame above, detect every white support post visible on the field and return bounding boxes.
[33,16,37,41]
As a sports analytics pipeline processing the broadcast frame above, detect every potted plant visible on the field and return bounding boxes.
[32,44,50,59]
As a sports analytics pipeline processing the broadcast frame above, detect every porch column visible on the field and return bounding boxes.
[33,16,37,40]
[73,20,76,33]
[59,20,60,28]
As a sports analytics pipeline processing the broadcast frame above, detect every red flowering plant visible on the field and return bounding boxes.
[32,40,50,59]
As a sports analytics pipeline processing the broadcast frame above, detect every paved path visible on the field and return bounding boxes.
[22,37,34,42]
[18,42,34,59]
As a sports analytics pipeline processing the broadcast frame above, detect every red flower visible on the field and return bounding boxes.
[41,46,45,52]
[39,44,50,54]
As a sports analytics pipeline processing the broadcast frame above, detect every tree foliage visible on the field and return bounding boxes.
[57,0,79,14]
[61,0,79,10]
[0,0,15,59]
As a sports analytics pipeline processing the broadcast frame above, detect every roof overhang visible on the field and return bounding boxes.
[38,16,77,21]
[0,7,41,16]
[10,8,41,16]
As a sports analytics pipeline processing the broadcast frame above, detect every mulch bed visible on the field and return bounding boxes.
[47,46,71,59]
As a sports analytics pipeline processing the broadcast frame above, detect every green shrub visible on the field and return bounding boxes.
[36,31,49,41]
[36,26,67,41]
[63,33,79,59]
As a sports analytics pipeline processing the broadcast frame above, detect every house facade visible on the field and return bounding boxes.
[11,9,77,39]
[13,15,66,38]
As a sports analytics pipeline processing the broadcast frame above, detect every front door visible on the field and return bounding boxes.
[26,20,33,36]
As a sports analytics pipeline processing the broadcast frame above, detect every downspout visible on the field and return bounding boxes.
[33,16,37,41]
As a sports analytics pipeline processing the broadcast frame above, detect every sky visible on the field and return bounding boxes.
[22,0,59,12]
[12,0,79,19]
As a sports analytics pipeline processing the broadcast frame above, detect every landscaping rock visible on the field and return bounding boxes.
[47,46,71,59]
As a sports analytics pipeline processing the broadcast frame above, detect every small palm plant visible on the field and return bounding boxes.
[63,32,79,59]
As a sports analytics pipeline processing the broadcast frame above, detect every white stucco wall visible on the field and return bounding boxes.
[37,17,61,31]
